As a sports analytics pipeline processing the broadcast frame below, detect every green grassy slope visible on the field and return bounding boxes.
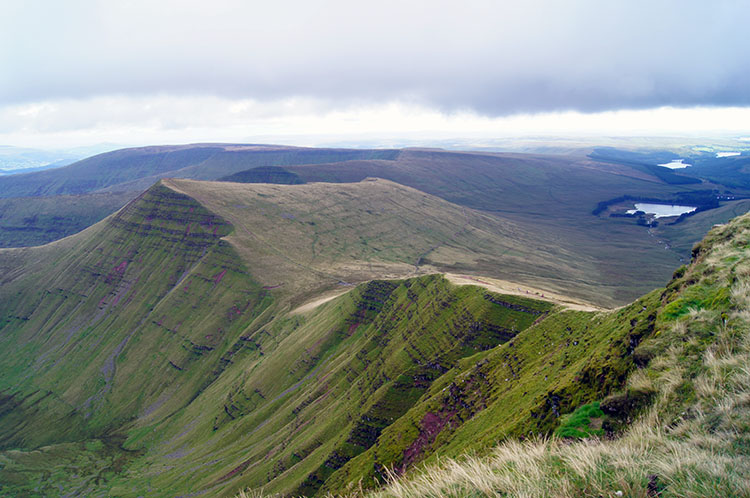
[101,275,552,497]
[357,208,750,498]
[0,180,558,495]
[0,180,554,496]
[0,183,272,450]
[2,177,749,498]
[321,287,663,494]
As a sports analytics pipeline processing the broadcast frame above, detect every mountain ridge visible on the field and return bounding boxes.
[1,143,746,310]
[0,174,748,497]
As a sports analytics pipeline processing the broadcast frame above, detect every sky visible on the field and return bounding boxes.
[1,0,749,148]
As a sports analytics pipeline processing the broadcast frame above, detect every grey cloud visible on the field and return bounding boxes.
[1,0,749,115]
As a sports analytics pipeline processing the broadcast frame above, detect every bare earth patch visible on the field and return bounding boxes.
[291,288,354,314]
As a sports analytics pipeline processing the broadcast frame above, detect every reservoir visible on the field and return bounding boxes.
[627,203,697,218]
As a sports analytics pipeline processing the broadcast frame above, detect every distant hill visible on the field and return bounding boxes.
[164,177,602,305]
[0,145,81,173]
[0,144,398,247]
[0,144,399,198]
[590,145,750,188]
[218,165,304,184]
[2,143,749,304]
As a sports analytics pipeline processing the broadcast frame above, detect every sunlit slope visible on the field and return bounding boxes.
[0,184,272,449]
[165,177,606,307]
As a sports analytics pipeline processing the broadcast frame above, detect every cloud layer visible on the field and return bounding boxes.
[3,0,749,115]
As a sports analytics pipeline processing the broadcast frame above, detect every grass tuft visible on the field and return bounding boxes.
[555,402,606,439]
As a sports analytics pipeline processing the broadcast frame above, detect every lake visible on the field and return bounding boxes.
[627,203,697,218]
[658,159,689,169]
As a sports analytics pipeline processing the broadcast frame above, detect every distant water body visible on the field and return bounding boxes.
[627,203,697,218]
[658,159,689,169]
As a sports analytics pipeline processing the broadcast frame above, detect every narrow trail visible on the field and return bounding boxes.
[444,273,604,312]
[291,288,353,314]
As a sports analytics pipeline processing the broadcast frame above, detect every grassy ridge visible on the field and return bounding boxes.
[279,149,746,302]
[165,178,606,307]
[2,178,749,497]
[3,144,746,309]
[341,211,750,497]
[320,288,662,494]
[0,183,272,451]
[0,181,555,496]
[102,275,551,497]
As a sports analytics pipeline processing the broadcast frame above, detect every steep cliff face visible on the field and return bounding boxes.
[102,274,552,497]
[0,183,271,449]
[321,286,663,495]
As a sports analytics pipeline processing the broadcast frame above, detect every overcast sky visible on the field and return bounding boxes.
[1,0,749,147]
